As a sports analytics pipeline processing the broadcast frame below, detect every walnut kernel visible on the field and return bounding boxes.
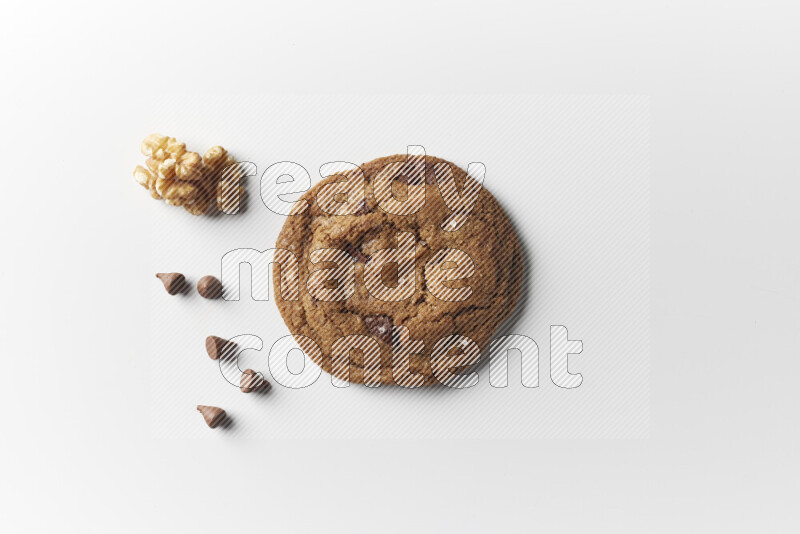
[133,134,243,215]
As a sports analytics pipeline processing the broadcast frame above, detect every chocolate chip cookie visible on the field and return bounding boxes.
[273,154,523,386]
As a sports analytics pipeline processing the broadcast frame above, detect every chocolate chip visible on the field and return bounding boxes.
[364,315,393,344]
[425,164,437,185]
[205,335,238,361]
[197,405,226,428]
[197,275,223,299]
[155,272,186,295]
[354,199,369,215]
[345,243,369,263]
[240,369,269,393]
[397,172,427,185]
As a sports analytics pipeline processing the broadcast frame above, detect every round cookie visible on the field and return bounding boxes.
[273,154,523,386]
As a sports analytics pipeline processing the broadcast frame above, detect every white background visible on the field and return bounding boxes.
[144,94,649,440]
[1,1,798,532]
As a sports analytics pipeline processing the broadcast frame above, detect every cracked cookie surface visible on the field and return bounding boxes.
[273,154,523,385]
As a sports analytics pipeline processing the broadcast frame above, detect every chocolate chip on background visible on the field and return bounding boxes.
[155,272,186,295]
[205,335,238,361]
[364,315,393,344]
[197,405,226,428]
[197,275,223,299]
[240,369,269,393]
